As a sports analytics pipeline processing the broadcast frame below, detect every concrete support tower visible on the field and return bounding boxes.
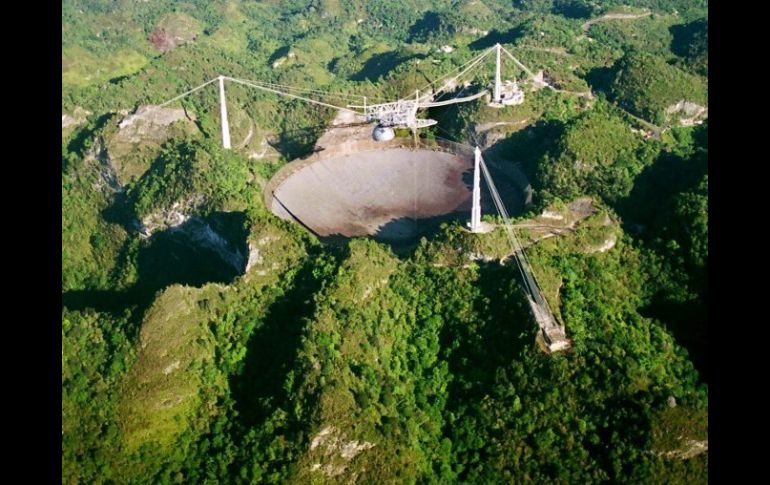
[218,75,231,149]
[494,43,502,104]
[469,146,482,232]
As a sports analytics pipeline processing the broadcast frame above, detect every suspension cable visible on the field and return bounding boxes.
[480,157,551,311]
[431,120,552,312]
[430,47,495,100]
[499,45,538,81]
[158,77,220,107]
[411,45,496,99]
[235,78,383,103]
[225,76,363,115]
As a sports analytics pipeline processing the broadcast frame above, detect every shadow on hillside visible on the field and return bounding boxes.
[376,215,456,241]
[62,288,155,318]
[62,212,249,327]
[271,122,331,161]
[101,191,135,228]
[469,26,526,50]
[584,65,616,96]
[617,138,708,383]
[461,154,529,216]
[229,252,333,429]
[267,45,292,66]
[376,213,465,252]
[552,2,596,19]
[138,213,247,286]
[669,18,708,59]
[316,212,469,255]
[408,11,443,42]
[351,51,421,82]
[442,263,533,405]
[585,394,651,473]
[108,74,131,85]
[485,119,567,184]
[615,145,707,225]
[63,113,114,171]
[641,297,708,383]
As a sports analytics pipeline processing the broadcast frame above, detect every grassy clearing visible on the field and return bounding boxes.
[117,285,221,452]
[62,46,148,88]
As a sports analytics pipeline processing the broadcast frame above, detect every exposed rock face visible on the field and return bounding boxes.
[149,13,202,53]
[541,210,564,220]
[467,252,495,263]
[84,137,122,196]
[314,109,372,149]
[531,70,551,89]
[138,204,248,274]
[62,107,91,129]
[272,50,296,68]
[179,217,246,273]
[109,105,198,184]
[568,197,596,218]
[660,439,709,460]
[117,105,194,140]
[138,195,205,237]
[310,425,336,450]
[163,360,181,375]
[458,26,489,36]
[665,100,708,126]
[62,114,79,129]
[339,440,376,459]
[241,231,292,280]
[62,115,79,129]
[244,244,264,272]
[474,119,531,147]
[308,425,376,478]
[247,136,284,162]
[586,233,617,254]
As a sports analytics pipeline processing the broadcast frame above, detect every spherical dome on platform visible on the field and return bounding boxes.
[372,126,395,141]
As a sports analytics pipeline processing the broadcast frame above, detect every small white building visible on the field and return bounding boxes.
[489,80,525,107]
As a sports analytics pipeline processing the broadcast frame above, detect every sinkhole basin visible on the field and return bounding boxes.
[265,138,531,243]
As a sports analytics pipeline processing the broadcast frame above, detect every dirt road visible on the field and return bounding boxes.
[581,10,653,32]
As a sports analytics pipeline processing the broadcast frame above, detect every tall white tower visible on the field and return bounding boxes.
[469,146,482,232]
[494,43,502,104]
[218,75,231,149]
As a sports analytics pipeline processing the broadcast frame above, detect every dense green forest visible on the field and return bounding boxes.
[62,1,707,483]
